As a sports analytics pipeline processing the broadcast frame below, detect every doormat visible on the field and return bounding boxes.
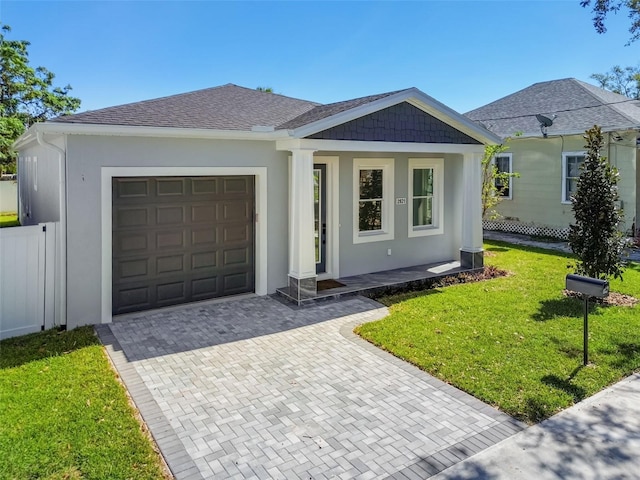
[317,279,346,291]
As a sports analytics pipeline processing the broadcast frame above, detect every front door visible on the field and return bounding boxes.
[314,164,327,274]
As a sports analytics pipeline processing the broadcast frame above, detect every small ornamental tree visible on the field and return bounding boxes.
[481,141,519,219]
[568,125,629,280]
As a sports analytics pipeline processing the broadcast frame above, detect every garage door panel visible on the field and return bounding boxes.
[116,286,150,311]
[192,277,218,298]
[223,248,250,267]
[116,207,149,227]
[223,272,252,293]
[156,230,186,249]
[113,176,254,315]
[191,251,217,269]
[223,177,250,194]
[156,281,186,303]
[191,204,217,223]
[118,258,150,279]
[156,255,185,275]
[191,227,217,246]
[156,178,185,196]
[192,178,218,195]
[222,202,250,221]
[117,179,150,198]
[223,224,250,243]
[157,205,185,225]
[118,233,149,252]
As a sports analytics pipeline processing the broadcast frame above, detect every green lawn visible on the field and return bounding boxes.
[356,241,640,424]
[0,214,19,227]
[0,327,169,479]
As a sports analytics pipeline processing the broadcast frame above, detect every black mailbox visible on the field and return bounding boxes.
[565,274,609,298]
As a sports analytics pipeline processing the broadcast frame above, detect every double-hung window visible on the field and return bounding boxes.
[353,158,394,243]
[408,158,444,237]
[494,153,512,199]
[562,152,585,203]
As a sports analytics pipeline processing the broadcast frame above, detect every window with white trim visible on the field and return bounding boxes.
[353,158,394,243]
[494,153,512,199]
[408,158,444,237]
[562,152,585,203]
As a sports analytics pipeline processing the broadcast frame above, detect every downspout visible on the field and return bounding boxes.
[35,131,67,328]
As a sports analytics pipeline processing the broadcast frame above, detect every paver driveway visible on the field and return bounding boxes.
[97,295,524,479]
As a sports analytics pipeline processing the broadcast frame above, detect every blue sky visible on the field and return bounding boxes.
[1,1,636,114]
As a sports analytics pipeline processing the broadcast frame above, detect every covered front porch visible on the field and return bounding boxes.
[272,88,499,305]
[276,258,471,306]
[276,140,486,304]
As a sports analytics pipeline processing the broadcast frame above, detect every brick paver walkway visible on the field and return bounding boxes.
[97,296,524,479]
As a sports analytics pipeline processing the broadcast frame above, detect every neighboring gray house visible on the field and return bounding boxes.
[466,78,640,238]
[14,84,499,329]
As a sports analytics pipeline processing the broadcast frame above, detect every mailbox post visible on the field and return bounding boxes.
[565,274,609,366]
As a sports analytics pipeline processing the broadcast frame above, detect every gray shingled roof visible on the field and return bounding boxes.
[52,84,320,130]
[277,89,409,129]
[465,78,640,138]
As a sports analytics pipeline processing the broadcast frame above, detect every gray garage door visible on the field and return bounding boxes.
[112,176,255,315]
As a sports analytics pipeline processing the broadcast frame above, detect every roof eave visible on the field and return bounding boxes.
[512,124,640,139]
[13,122,292,150]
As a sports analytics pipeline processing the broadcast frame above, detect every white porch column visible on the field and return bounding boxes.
[461,151,484,269]
[288,148,317,299]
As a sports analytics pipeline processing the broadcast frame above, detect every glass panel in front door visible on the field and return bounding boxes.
[314,164,327,274]
[314,168,321,264]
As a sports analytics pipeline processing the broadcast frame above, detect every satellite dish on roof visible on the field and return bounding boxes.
[535,114,556,138]
[536,114,554,127]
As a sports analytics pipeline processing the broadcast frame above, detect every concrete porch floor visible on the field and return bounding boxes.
[276,260,472,305]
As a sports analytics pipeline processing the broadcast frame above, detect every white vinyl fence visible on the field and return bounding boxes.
[0,223,56,340]
[0,180,18,214]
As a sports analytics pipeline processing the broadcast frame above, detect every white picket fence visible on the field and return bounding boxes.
[0,223,56,340]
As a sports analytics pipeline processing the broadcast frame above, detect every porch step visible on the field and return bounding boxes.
[275,260,475,307]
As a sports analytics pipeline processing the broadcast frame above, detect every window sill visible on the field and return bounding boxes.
[353,230,394,244]
[408,225,444,238]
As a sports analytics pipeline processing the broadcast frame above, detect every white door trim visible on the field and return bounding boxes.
[101,166,268,324]
[314,156,340,280]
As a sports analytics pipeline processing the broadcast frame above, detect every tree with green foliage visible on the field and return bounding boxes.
[591,65,640,99]
[0,24,81,173]
[580,0,640,44]
[481,141,519,220]
[568,125,629,280]
[256,86,274,93]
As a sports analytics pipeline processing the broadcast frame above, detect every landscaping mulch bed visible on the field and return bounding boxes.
[563,289,638,307]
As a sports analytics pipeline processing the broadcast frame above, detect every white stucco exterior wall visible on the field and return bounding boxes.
[65,135,290,328]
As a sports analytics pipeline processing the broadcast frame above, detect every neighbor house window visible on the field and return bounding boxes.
[408,158,444,237]
[353,158,394,243]
[494,153,512,199]
[562,152,585,203]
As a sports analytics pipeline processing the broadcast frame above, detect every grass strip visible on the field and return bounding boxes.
[356,240,640,424]
[0,327,170,479]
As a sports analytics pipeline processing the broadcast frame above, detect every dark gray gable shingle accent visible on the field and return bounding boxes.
[465,78,640,138]
[277,89,410,130]
[52,84,320,131]
[305,102,481,144]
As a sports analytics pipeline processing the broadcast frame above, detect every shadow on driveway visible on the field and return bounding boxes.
[102,295,384,362]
